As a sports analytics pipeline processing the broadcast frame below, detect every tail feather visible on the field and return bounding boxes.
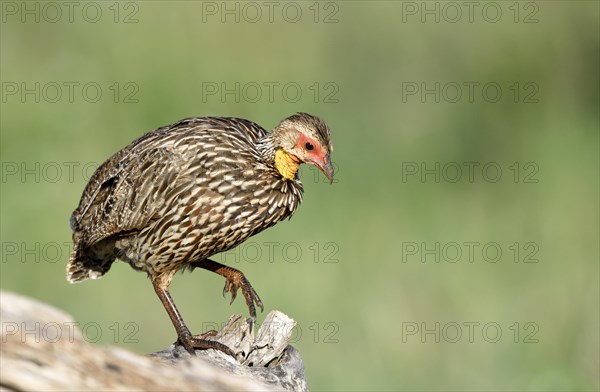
[66,244,113,283]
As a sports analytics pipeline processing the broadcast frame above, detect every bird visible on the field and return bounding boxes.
[66,113,333,356]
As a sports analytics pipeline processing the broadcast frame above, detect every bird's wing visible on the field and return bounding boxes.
[70,117,268,249]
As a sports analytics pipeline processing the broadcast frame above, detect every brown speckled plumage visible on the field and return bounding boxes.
[67,113,333,356]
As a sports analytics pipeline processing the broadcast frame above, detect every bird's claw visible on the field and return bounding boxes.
[221,270,264,321]
[176,329,235,357]
[223,280,238,304]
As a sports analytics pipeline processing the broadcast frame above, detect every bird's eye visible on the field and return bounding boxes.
[305,142,314,151]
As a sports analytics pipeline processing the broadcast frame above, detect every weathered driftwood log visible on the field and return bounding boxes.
[0,290,308,392]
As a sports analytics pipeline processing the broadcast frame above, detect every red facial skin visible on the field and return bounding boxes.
[294,133,334,183]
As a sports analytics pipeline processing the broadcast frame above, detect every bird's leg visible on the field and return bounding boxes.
[189,259,264,323]
[151,275,234,357]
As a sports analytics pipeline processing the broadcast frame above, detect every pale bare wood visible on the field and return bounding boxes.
[0,290,308,392]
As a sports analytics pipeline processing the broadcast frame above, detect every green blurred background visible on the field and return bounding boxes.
[1,1,598,390]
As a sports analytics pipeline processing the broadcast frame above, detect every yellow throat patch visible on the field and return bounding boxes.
[274,149,300,181]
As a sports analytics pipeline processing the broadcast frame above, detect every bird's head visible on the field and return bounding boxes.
[271,112,334,183]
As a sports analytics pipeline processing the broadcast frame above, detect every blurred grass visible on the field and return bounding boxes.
[1,1,598,391]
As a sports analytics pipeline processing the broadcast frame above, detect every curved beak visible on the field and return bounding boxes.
[314,156,334,184]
